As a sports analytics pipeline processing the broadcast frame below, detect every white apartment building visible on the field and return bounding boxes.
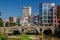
[22,6,31,26]
[22,6,31,17]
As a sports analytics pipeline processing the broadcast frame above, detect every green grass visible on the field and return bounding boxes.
[0,33,7,40]
[17,35,32,40]
[8,38,20,40]
[8,35,32,40]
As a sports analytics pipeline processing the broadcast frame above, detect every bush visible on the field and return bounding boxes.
[0,22,3,27]
[0,34,7,40]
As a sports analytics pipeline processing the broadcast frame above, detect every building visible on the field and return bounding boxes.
[56,16,59,26]
[56,6,60,27]
[39,3,56,26]
[22,6,31,17]
[22,6,31,26]
[20,16,30,26]
[30,14,41,26]
[9,16,16,23]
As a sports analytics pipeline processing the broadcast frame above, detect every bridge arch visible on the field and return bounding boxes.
[43,28,52,35]
[13,30,20,35]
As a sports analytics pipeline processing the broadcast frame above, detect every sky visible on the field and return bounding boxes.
[0,0,60,19]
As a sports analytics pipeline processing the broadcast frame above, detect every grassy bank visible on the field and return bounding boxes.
[8,35,32,40]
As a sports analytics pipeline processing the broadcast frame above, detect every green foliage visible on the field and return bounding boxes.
[5,22,9,26]
[18,35,32,40]
[0,23,3,27]
[5,22,16,26]
[18,23,21,26]
[0,34,7,40]
[10,22,16,26]
[28,15,31,23]
[17,17,21,26]
[0,18,3,27]
[57,6,60,19]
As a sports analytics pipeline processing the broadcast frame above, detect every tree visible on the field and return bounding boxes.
[0,18,3,27]
[28,15,31,23]
[17,17,21,26]
[10,22,16,26]
[5,22,10,27]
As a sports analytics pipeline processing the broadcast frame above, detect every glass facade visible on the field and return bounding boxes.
[39,3,56,26]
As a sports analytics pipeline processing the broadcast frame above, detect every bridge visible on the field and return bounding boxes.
[0,26,55,35]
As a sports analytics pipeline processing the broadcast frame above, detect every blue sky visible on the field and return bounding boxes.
[0,0,60,19]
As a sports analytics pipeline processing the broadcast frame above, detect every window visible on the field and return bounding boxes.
[43,5,47,11]
[54,16,56,19]
[48,20,52,23]
[43,16,47,19]
[54,20,56,22]
[48,9,51,15]
[48,5,51,9]
[43,11,47,15]
[44,20,47,23]
[48,16,52,19]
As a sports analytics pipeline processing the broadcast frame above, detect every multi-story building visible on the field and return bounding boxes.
[9,16,16,23]
[22,6,31,17]
[56,16,59,26]
[30,14,41,26]
[39,3,56,26]
[22,6,31,26]
[20,17,24,25]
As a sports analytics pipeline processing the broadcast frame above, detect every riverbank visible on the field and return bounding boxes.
[7,34,60,40]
